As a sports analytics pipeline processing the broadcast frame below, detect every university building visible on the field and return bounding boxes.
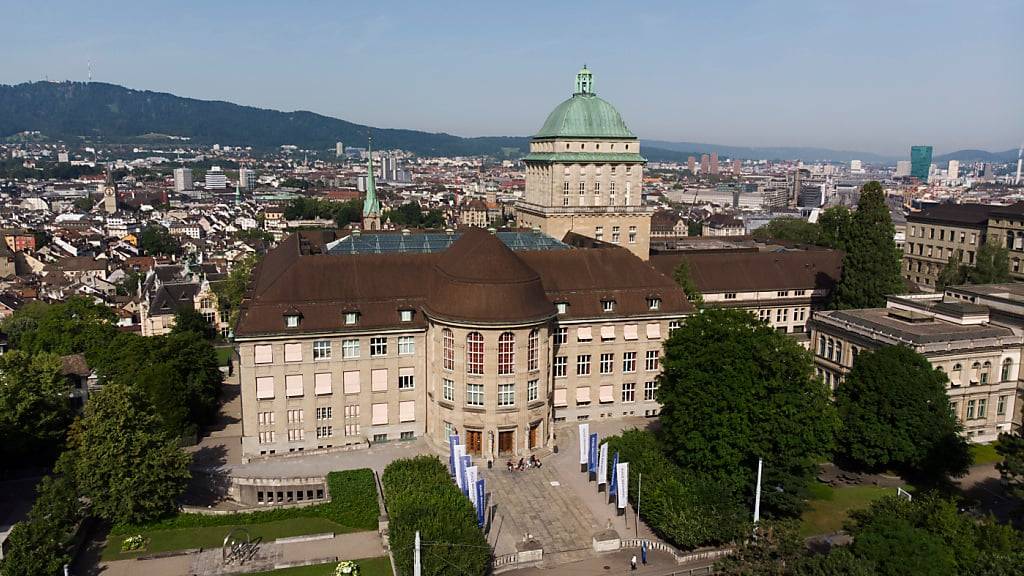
[809,292,1021,443]
[234,228,690,461]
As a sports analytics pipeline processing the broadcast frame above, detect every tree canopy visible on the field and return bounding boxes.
[282,197,362,228]
[996,430,1024,507]
[834,346,970,479]
[0,351,72,465]
[172,307,216,340]
[751,206,851,250]
[657,308,836,517]
[937,242,1011,290]
[213,253,260,328]
[138,223,182,256]
[386,201,446,229]
[830,182,904,309]
[0,475,82,576]
[672,260,703,307]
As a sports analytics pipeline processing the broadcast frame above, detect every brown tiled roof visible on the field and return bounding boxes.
[651,210,681,231]
[236,231,691,337]
[649,250,843,293]
[906,203,993,227]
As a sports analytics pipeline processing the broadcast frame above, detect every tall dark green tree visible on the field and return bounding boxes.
[818,206,852,251]
[657,308,836,517]
[936,254,967,291]
[835,346,970,479]
[831,182,904,309]
[0,351,72,465]
[61,383,191,525]
[968,242,1011,284]
[672,260,703,307]
[171,307,216,340]
[0,475,82,576]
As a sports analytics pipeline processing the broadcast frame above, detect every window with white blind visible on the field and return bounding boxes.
[371,369,388,392]
[399,401,415,422]
[343,371,361,394]
[577,327,592,341]
[285,375,304,397]
[553,388,567,407]
[284,343,302,362]
[254,344,273,364]
[256,376,275,399]
[599,384,614,403]
[646,323,661,339]
[623,324,639,340]
[344,405,360,418]
[314,372,332,395]
[371,403,388,425]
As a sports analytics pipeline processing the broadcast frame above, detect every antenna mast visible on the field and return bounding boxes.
[1016,144,1022,186]
[88,60,93,82]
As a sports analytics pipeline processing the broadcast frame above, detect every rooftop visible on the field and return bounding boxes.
[325,230,568,255]
[815,307,1014,345]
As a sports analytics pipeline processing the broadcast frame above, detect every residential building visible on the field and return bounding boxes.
[895,160,911,178]
[205,166,228,190]
[809,293,1020,443]
[982,203,1024,279]
[904,203,990,289]
[701,214,745,236]
[234,228,690,461]
[517,67,652,260]
[239,168,257,189]
[948,160,960,180]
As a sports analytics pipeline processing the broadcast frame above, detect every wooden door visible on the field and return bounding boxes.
[498,430,514,455]
[466,430,482,455]
[529,423,539,449]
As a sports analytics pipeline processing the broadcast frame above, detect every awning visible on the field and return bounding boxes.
[256,376,274,399]
[285,374,303,397]
[254,344,273,364]
[646,323,661,339]
[371,403,388,425]
[284,342,302,362]
[343,371,361,394]
[599,385,614,403]
[623,324,639,341]
[577,327,593,341]
[601,326,616,340]
[399,400,415,422]
[554,388,567,407]
[576,386,591,403]
[371,368,388,392]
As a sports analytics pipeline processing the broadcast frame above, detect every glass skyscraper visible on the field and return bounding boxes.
[911,145,933,181]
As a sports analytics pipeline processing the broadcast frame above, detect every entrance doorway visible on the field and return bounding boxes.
[466,430,483,455]
[529,423,540,449]
[498,430,515,455]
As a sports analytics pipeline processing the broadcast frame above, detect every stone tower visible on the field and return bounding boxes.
[516,67,652,259]
[102,167,118,214]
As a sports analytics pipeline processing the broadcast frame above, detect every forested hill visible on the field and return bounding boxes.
[0,81,531,157]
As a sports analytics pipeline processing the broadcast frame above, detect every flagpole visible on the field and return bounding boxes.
[753,458,763,525]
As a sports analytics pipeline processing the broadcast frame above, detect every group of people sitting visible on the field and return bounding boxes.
[506,455,543,471]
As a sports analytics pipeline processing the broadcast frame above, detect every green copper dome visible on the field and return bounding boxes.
[534,67,635,140]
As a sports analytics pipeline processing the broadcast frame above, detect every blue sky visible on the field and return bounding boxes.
[3,0,1021,155]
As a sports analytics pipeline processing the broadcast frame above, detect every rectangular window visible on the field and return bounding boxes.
[612,226,620,243]
[967,399,976,419]
[595,226,604,240]
[399,400,415,422]
[254,344,273,364]
[373,433,388,443]
[371,403,388,425]
[343,371,360,394]
[256,376,275,399]
[345,424,361,437]
[553,356,567,378]
[313,340,331,360]
[398,335,415,355]
[370,337,387,357]
[285,315,300,328]
[600,352,614,375]
[577,326,593,341]
[342,339,360,359]
[554,327,568,345]
[645,350,659,371]
[400,309,414,322]
[258,431,275,444]
[316,406,332,420]
[344,312,359,325]
[284,343,302,362]
[623,352,636,373]
[602,300,615,313]
[669,320,681,333]
[287,409,304,423]
[314,372,332,395]
[978,398,987,419]
[466,383,484,406]
[647,298,660,310]
[528,330,539,372]
[724,293,737,300]
[997,395,1007,416]
[316,426,333,439]
[498,383,515,407]
[400,431,414,440]
[794,289,806,296]
[257,411,275,425]
[443,378,454,402]
[577,354,591,376]
[622,382,636,403]
[644,380,658,401]
[628,226,637,244]
[556,302,568,314]
[398,367,415,390]
[371,368,388,392]
[344,405,360,418]
[527,379,538,402]
[287,428,304,442]
[286,374,304,397]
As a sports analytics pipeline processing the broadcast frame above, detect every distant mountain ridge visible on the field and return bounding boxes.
[0,81,1014,164]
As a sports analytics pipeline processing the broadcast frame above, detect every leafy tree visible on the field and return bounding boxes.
[835,346,970,479]
[715,520,805,576]
[968,242,1010,284]
[936,254,968,291]
[672,260,703,307]
[657,308,836,517]
[0,351,72,465]
[851,514,956,576]
[0,296,117,357]
[386,202,446,229]
[830,182,904,309]
[0,474,82,576]
[753,218,823,245]
[213,253,260,327]
[818,206,852,251]
[232,228,274,244]
[996,430,1024,504]
[138,223,181,256]
[61,383,191,525]
[171,307,215,340]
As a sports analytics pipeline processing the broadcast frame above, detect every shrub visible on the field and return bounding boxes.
[604,429,747,550]
[112,469,379,534]
[382,456,489,576]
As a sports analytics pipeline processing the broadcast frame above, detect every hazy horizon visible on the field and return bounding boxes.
[4,0,1021,156]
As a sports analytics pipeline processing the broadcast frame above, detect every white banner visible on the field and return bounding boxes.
[597,443,609,486]
[578,423,590,466]
[616,462,629,509]
[453,444,467,491]
[465,466,479,509]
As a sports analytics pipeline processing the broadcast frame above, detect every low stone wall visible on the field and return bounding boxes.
[241,441,369,464]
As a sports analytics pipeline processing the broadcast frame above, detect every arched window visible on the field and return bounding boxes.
[1002,358,1013,382]
[527,329,539,372]
[826,338,834,361]
[971,361,981,384]
[835,342,843,364]
[442,328,454,372]
[466,332,484,375]
[981,360,991,384]
[498,332,515,375]
[818,335,826,356]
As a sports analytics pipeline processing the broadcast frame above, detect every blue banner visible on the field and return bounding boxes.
[588,433,598,474]
[609,451,619,496]
[476,479,485,527]
[461,455,471,496]
[448,435,459,475]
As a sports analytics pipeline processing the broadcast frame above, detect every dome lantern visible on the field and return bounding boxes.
[574,65,593,95]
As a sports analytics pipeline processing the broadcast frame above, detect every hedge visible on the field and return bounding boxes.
[604,429,747,550]
[382,456,490,576]
[112,469,379,534]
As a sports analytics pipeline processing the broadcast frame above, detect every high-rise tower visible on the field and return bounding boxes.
[517,67,651,259]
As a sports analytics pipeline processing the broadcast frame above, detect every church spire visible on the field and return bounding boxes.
[362,137,381,230]
[574,65,593,95]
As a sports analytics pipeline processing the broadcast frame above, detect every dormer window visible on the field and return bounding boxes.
[647,297,661,311]
[284,313,301,328]
[556,302,569,315]
[602,300,616,313]
[399,309,414,322]
[344,312,359,325]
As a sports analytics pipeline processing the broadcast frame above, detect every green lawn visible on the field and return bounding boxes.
[216,346,234,366]
[248,556,391,576]
[102,517,351,561]
[801,483,911,537]
[970,442,1002,466]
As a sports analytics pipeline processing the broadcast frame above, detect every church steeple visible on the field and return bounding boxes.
[362,138,381,231]
[574,65,593,95]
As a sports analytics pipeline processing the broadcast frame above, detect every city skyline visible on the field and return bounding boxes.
[2,0,1022,156]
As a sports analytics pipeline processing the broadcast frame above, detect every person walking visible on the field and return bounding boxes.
[630,554,637,571]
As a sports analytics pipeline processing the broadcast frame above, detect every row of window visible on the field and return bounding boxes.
[254,336,413,364]
[940,359,1014,386]
[552,351,659,377]
[951,396,1009,420]
[906,243,976,265]
[817,336,859,365]
[254,368,416,400]
[441,378,540,407]
[593,225,638,245]
[285,309,416,329]
[257,401,416,437]
[551,323,665,345]
[552,381,658,406]
[908,226,976,245]
[441,329,539,375]
[757,307,808,324]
